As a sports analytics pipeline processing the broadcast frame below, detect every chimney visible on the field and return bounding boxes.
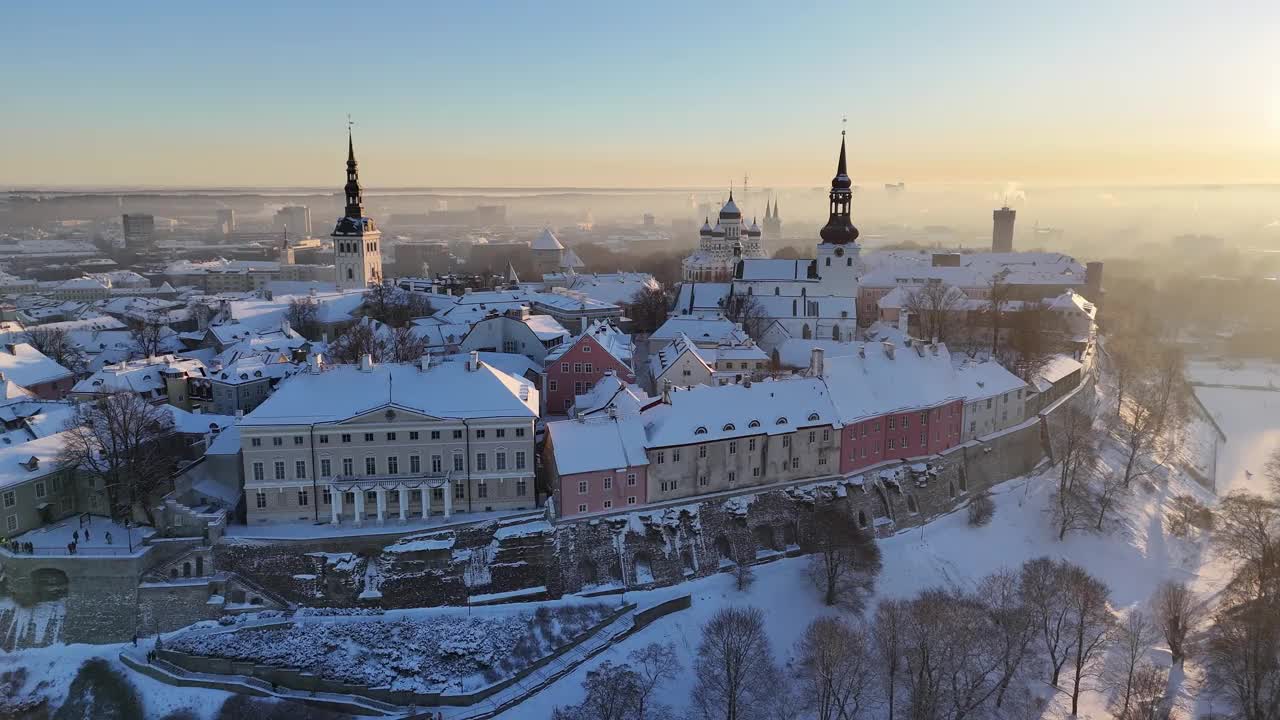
[420,354,431,372]
[882,341,895,359]
[470,350,481,371]
[464,287,473,295]
[359,354,374,372]
[662,379,673,404]
[607,404,618,419]
[234,409,244,421]
[897,311,909,335]
[309,287,316,297]
[857,344,865,359]
[281,319,292,335]
[809,347,825,377]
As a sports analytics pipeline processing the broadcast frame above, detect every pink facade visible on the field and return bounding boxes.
[557,465,648,518]
[545,334,634,414]
[839,399,964,474]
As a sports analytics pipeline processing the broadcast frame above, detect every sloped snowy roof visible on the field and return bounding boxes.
[240,360,538,426]
[531,228,565,251]
[1037,355,1084,385]
[0,343,74,387]
[650,314,748,347]
[561,248,584,269]
[161,406,238,435]
[547,414,649,476]
[821,341,964,422]
[71,355,207,396]
[0,430,68,491]
[643,377,839,447]
[954,360,1027,402]
[736,259,813,281]
[571,373,651,418]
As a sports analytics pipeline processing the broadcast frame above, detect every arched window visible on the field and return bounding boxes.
[775,417,788,425]
[722,423,735,432]
[807,413,820,421]
[748,420,760,428]
[694,427,708,435]
[832,325,841,341]
[802,324,812,339]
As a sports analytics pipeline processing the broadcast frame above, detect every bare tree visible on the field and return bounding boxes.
[363,281,430,328]
[1095,470,1129,530]
[986,274,1015,357]
[1107,327,1150,417]
[327,320,389,364]
[1050,402,1100,539]
[386,326,427,363]
[1214,491,1280,602]
[629,642,679,720]
[22,325,87,374]
[979,568,1036,708]
[901,587,1006,720]
[628,285,672,335]
[905,282,965,343]
[1021,556,1076,687]
[795,617,874,720]
[1151,580,1201,667]
[1000,301,1053,382]
[129,310,168,358]
[734,553,755,593]
[691,606,779,720]
[1204,590,1280,720]
[807,505,882,609]
[1112,380,1162,488]
[968,490,996,526]
[1108,609,1159,718]
[1117,663,1172,720]
[1167,494,1213,537]
[1063,564,1116,717]
[1267,445,1280,498]
[724,293,768,340]
[873,599,908,720]
[552,660,640,720]
[286,296,321,339]
[59,392,176,526]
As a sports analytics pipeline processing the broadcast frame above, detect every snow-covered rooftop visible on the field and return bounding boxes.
[0,343,73,388]
[531,228,565,251]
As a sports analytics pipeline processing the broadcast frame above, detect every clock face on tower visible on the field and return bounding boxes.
[835,247,845,257]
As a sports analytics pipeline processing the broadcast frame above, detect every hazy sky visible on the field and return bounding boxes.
[4,1,1277,188]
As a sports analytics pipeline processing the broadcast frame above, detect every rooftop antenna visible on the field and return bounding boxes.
[743,172,750,197]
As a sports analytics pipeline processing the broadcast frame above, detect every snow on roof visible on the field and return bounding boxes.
[554,272,659,307]
[650,314,747,346]
[0,343,73,387]
[531,228,565,251]
[649,333,714,379]
[736,259,813,281]
[571,373,651,418]
[239,360,538,427]
[1045,289,1096,318]
[12,401,78,440]
[211,357,301,385]
[522,314,571,341]
[71,355,206,396]
[0,430,68,491]
[954,360,1027,401]
[643,376,838,448]
[206,423,242,456]
[547,320,634,367]
[674,283,731,314]
[441,351,540,380]
[0,379,36,405]
[1038,355,1084,384]
[561,247,585,269]
[547,414,649,476]
[821,341,964,422]
[161,406,238,435]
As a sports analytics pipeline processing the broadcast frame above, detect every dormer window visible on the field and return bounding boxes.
[722,424,735,432]
[807,413,820,422]
[694,427,708,435]
[776,417,788,425]
[748,420,760,428]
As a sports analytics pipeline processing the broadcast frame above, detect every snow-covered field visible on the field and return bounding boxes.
[165,602,613,695]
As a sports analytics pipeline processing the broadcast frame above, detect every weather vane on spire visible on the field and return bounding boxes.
[842,115,847,136]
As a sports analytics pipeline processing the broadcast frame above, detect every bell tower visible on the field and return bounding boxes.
[816,129,861,296]
[332,127,382,291]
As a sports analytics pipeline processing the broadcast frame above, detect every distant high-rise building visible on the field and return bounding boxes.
[274,205,312,237]
[992,206,1016,253]
[332,131,382,291]
[122,213,155,247]
[215,208,236,235]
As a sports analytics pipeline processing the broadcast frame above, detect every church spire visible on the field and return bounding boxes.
[343,126,364,219]
[819,130,859,245]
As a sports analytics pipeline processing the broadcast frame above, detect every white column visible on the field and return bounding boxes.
[398,487,408,524]
[330,487,341,525]
[420,487,431,519]
[353,490,365,527]
[443,480,453,519]
[375,488,387,526]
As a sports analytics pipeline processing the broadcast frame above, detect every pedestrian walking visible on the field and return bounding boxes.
[132,634,137,647]
[105,531,113,545]
[84,528,90,541]
[73,529,79,543]
[66,542,74,554]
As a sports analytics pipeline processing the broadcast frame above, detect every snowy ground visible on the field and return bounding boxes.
[9,514,152,555]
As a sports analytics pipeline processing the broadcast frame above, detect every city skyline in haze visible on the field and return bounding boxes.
[5,1,1278,189]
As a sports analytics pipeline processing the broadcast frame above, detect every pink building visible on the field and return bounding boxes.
[545,411,648,518]
[839,400,964,474]
[543,321,634,414]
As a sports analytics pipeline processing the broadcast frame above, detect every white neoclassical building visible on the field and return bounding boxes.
[239,354,538,526]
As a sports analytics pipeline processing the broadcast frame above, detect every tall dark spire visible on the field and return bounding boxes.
[343,127,364,219]
[819,131,859,245]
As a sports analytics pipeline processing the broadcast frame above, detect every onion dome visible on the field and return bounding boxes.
[699,217,713,235]
[819,132,860,245]
[718,191,742,220]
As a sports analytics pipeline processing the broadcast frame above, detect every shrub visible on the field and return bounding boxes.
[968,491,996,527]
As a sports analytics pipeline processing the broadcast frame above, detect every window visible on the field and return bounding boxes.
[573,363,583,373]
[782,435,791,448]
[34,481,46,498]
[673,449,681,462]
[728,441,737,454]
[455,483,465,499]
[921,411,928,424]
[549,380,558,392]
[475,453,487,471]
[515,451,526,469]
[819,455,828,465]
[728,471,736,484]
[342,433,352,443]
[255,490,266,508]
[604,476,613,490]
[5,515,14,532]
[516,479,527,496]
[431,431,441,440]
[986,398,992,409]
[578,504,588,514]
[319,434,329,444]
[888,418,896,430]
[694,426,707,435]
[888,438,896,450]
[386,432,397,441]
[295,460,307,479]
[409,431,419,440]
[388,456,399,474]
[970,421,977,433]
[367,490,377,505]
[410,455,421,473]
[627,496,637,505]
[475,429,486,439]
[603,499,612,509]
[431,454,442,473]
[585,363,593,373]
[582,344,592,353]
[294,436,304,445]
[364,433,375,442]
[903,418,910,429]
[453,430,463,440]
[297,489,309,506]
[748,438,756,451]
[823,429,831,442]
[808,431,816,443]
[579,480,589,494]
[274,461,286,480]
[320,458,331,477]
[273,437,283,446]
[516,428,526,437]
[496,429,506,438]
[365,457,376,475]
[477,481,488,498]
[698,445,707,458]
[627,473,637,486]
[656,450,665,464]
[791,457,800,469]
[342,457,354,475]
[752,466,761,477]
[322,488,332,505]
[453,454,464,472]
[920,432,927,447]
[561,363,570,373]
[251,437,262,447]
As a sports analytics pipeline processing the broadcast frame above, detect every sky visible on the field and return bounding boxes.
[3,0,1278,188]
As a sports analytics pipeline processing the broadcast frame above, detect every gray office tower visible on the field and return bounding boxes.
[992,206,1015,253]
[122,213,155,247]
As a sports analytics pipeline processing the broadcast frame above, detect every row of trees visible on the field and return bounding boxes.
[634,557,1196,720]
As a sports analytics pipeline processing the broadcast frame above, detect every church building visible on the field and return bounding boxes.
[332,131,383,291]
